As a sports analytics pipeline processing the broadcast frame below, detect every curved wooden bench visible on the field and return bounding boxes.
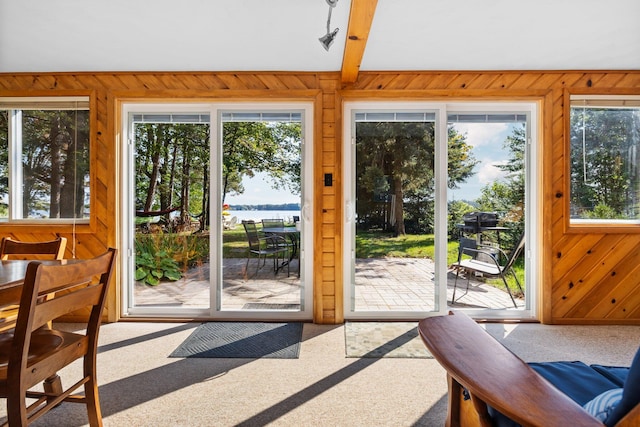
[418,311,639,427]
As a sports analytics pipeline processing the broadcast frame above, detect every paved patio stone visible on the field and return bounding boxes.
[134,256,524,313]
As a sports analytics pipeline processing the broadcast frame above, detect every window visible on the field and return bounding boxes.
[570,95,640,223]
[0,97,90,221]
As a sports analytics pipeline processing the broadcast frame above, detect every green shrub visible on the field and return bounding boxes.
[135,249,182,286]
[583,203,625,220]
[135,233,209,285]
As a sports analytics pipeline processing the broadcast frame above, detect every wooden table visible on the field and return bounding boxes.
[0,259,36,307]
[0,259,83,307]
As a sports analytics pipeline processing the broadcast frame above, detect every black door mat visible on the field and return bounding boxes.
[170,322,303,359]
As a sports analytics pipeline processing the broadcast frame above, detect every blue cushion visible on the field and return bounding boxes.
[583,388,623,422]
[590,365,629,387]
[488,348,640,427]
[528,361,620,406]
[487,409,520,427]
[605,346,640,426]
[488,361,620,427]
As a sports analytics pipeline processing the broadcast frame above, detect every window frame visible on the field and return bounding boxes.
[0,95,93,225]
[565,91,640,232]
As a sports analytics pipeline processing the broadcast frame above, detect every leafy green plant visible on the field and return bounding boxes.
[134,233,207,286]
[135,249,182,286]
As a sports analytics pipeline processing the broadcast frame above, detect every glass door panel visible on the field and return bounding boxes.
[447,110,532,316]
[123,103,313,320]
[343,102,538,321]
[218,111,306,314]
[123,103,314,320]
[127,110,211,315]
[345,109,442,319]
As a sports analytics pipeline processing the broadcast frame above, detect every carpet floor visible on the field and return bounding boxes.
[6,320,640,426]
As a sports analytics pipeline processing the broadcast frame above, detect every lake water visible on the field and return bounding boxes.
[225,210,300,223]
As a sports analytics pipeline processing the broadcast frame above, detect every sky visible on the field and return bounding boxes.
[225,122,517,206]
[225,171,299,206]
[449,122,515,202]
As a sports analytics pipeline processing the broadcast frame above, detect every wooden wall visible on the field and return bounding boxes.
[0,70,639,324]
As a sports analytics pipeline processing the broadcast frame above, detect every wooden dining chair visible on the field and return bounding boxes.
[0,237,68,333]
[0,236,67,260]
[0,248,116,426]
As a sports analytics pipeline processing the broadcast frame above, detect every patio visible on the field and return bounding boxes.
[134,257,523,312]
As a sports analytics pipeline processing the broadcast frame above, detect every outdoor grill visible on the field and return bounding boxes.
[460,211,499,234]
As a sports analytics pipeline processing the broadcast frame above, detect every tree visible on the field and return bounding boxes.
[16,110,90,219]
[356,122,477,235]
[59,111,90,219]
[135,123,209,229]
[222,122,301,203]
[0,111,9,217]
[570,108,640,218]
[134,120,301,232]
[476,123,526,245]
[447,127,479,191]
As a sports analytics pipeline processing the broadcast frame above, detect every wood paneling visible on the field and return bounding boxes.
[1,70,639,324]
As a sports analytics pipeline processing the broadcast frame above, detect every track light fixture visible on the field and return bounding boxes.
[319,0,339,51]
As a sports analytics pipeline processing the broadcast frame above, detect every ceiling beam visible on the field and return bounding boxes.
[341,0,378,84]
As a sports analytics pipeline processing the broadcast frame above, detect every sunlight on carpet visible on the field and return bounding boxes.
[345,322,432,358]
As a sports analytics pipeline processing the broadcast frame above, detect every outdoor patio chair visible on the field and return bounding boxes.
[451,234,525,308]
[0,248,116,426]
[223,215,238,230]
[242,220,289,277]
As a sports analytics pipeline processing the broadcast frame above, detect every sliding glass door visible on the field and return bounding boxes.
[216,107,312,317]
[343,105,446,319]
[344,101,538,320]
[121,102,313,320]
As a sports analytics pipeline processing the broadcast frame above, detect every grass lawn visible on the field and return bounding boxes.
[354,231,459,263]
[222,226,248,258]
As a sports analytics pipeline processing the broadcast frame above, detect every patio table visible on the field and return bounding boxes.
[262,227,299,258]
[262,227,300,275]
